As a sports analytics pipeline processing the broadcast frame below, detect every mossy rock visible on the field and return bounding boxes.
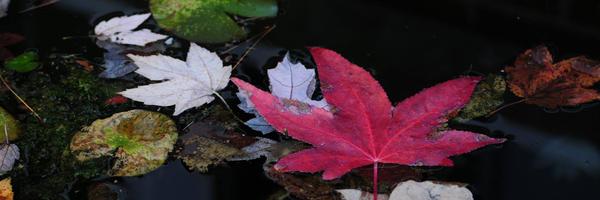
[150,0,278,43]
[70,110,178,176]
[0,107,20,142]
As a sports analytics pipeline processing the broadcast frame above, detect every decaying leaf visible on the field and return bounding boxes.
[0,144,19,175]
[70,110,178,176]
[505,45,600,108]
[0,178,13,200]
[233,47,504,200]
[177,120,277,171]
[338,180,473,200]
[264,163,342,200]
[94,13,167,46]
[0,107,20,142]
[149,0,278,43]
[454,74,506,122]
[237,53,328,134]
[120,43,231,115]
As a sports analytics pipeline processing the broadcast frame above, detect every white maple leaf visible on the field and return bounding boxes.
[0,0,9,18]
[94,13,167,46]
[0,144,19,175]
[337,180,473,200]
[120,43,232,115]
[237,53,328,134]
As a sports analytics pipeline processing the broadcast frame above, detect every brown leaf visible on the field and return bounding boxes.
[75,59,95,72]
[264,163,342,200]
[0,178,13,200]
[505,46,600,108]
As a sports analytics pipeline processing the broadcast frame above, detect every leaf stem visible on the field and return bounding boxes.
[373,162,378,200]
[486,98,526,117]
[212,91,247,125]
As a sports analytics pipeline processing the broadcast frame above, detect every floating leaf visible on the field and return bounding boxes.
[150,0,278,43]
[4,51,38,72]
[120,43,231,115]
[94,13,167,46]
[506,45,600,108]
[0,106,20,142]
[454,74,506,122]
[233,47,504,199]
[70,110,178,176]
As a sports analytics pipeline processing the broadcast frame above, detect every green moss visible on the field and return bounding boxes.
[0,55,127,200]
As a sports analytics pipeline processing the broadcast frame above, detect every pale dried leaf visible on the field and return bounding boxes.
[0,144,19,175]
[120,43,231,115]
[237,53,328,134]
[94,13,167,46]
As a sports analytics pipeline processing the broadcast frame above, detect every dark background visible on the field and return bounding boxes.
[1,0,600,199]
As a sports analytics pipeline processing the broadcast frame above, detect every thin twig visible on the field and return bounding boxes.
[486,98,526,117]
[19,0,60,13]
[0,74,43,123]
[232,25,276,70]
[212,91,248,125]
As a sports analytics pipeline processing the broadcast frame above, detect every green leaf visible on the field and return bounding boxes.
[4,51,39,73]
[150,0,278,43]
[0,107,20,142]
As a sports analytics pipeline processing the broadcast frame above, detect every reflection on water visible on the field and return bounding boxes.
[468,116,600,180]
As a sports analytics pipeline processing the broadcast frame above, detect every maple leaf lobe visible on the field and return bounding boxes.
[506,45,600,108]
[233,48,504,180]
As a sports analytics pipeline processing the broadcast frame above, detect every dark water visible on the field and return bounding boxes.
[2,0,600,199]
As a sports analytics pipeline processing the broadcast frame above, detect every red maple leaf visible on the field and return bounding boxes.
[232,48,504,199]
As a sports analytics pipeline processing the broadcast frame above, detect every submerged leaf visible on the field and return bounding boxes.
[454,74,506,122]
[0,144,19,175]
[120,43,231,115]
[4,51,38,72]
[177,120,277,171]
[150,0,278,43]
[95,38,166,78]
[70,110,178,176]
[0,32,24,61]
[506,46,600,108]
[0,106,20,142]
